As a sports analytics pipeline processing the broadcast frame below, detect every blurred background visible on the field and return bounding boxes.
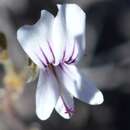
[0,0,130,130]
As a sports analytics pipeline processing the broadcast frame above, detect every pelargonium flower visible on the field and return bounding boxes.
[17,4,104,120]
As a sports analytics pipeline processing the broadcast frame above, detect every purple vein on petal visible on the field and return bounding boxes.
[47,41,55,64]
[66,41,77,64]
[59,64,64,71]
[34,51,47,68]
[61,96,74,117]
[40,47,49,65]
[66,58,76,64]
[62,49,66,63]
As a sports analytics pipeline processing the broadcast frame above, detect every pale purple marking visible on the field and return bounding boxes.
[66,41,77,64]
[40,47,49,65]
[59,64,66,73]
[71,41,78,61]
[34,52,47,68]
[59,65,75,117]
[62,49,66,63]
[66,58,76,64]
[61,96,74,117]
[47,41,55,64]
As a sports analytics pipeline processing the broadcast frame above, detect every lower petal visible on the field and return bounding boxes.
[36,69,59,120]
[60,64,104,105]
[75,76,104,105]
[55,87,74,119]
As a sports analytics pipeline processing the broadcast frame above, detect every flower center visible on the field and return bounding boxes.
[37,40,78,69]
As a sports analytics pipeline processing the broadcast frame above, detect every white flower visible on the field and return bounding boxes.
[17,4,104,120]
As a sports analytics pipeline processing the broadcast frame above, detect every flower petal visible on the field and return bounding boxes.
[57,4,86,58]
[49,6,67,65]
[17,10,55,68]
[59,64,104,105]
[55,87,74,119]
[36,69,59,120]
[63,38,79,63]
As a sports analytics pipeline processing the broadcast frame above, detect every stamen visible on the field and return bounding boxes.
[48,64,53,70]
[49,64,58,79]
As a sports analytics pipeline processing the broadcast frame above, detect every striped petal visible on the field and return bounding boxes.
[57,4,86,58]
[17,10,55,68]
[59,64,104,105]
[55,87,74,119]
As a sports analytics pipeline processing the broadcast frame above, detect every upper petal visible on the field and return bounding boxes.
[49,6,67,65]
[57,4,86,58]
[36,69,59,120]
[62,38,79,63]
[17,10,55,68]
[59,64,104,105]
